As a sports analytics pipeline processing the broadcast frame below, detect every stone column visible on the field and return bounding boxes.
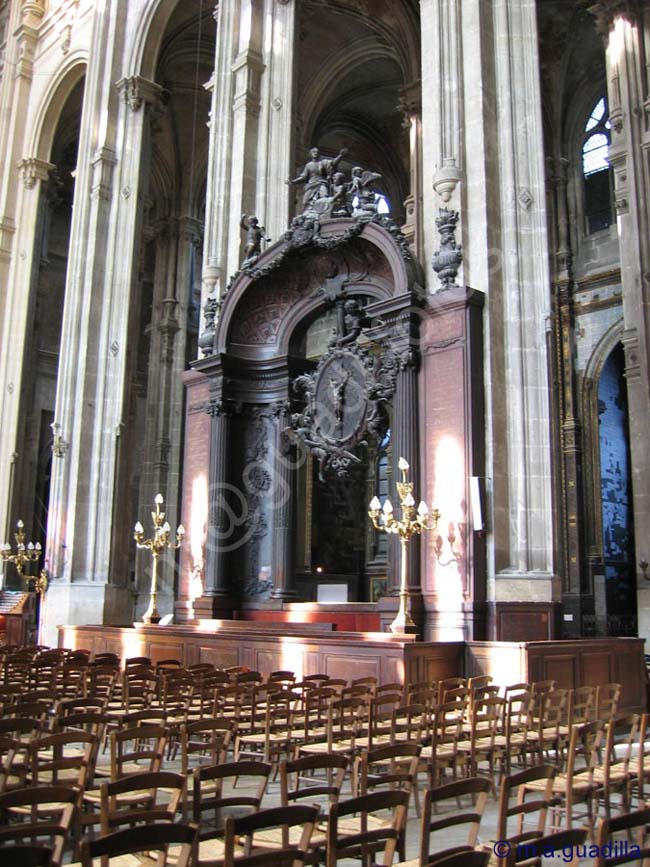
[589,2,650,639]
[201,0,239,310]
[421,0,464,293]
[0,0,46,541]
[488,0,555,600]
[226,0,265,277]
[399,82,423,259]
[255,0,296,238]
[133,216,200,621]
[270,404,297,601]
[38,2,127,643]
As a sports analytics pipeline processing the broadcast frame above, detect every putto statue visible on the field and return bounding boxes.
[240,214,270,267]
[286,146,384,221]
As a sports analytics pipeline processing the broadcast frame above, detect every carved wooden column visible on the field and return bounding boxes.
[270,404,297,600]
[588,1,650,640]
[194,396,235,617]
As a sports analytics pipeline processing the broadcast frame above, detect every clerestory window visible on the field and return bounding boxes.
[582,97,613,234]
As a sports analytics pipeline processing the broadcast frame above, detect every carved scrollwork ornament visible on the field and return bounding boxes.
[284,305,397,481]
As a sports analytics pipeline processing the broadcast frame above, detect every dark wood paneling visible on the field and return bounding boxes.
[57,626,647,711]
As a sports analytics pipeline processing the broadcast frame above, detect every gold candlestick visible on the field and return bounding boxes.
[134,494,185,625]
[0,520,42,588]
[368,458,439,634]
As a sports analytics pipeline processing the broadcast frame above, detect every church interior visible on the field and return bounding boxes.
[0,0,650,863]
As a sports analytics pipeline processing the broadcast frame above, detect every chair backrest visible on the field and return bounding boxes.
[421,777,491,863]
[326,790,409,867]
[192,759,271,825]
[357,743,421,796]
[0,840,55,867]
[279,754,347,813]
[595,806,650,866]
[181,717,233,774]
[495,764,555,851]
[100,769,185,834]
[110,724,167,778]
[80,821,197,867]
[30,730,98,789]
[507,828,587,867]
[222,803,318,864]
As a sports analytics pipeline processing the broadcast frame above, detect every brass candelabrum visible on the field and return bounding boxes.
[0,520,45,590]
[134,494,185,625]
[368,457,440,634]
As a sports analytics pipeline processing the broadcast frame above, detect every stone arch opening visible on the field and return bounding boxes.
[10,75,85,586]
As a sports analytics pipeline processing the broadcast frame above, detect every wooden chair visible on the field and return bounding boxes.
[393,776,491,867]
[457,695,505,791]
[325,789,410,867]
[235,689,298,772]
[419,700,465,788]
[79,821,197,867]
[594,806,650,866]
[628,711,650,806]
[542,719,605,834]
[493,764,556,867]
[251,754,348,861]
[0,785,77,867]
[592,711,639,819]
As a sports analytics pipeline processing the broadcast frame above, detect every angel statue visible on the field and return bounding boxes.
[240,214,270,267]
[350,166,383,219]
[287,146,349,213]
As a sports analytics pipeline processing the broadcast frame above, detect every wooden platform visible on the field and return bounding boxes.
[57,621,648,713]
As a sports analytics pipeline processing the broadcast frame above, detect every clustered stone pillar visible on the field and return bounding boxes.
[590,1,650,639]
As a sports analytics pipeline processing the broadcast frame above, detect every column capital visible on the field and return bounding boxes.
[20,0,45,29]
[17,157,54,189]
[398,80,422,126]
[587,1,640,37]
[116,75,164,112]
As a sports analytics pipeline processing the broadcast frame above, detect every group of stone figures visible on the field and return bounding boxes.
[240,147,383,267]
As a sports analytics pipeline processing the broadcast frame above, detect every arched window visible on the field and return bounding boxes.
[582,97,613,234]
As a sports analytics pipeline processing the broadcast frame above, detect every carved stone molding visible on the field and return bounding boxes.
[90,147,117,201]
[17,157,54,190]
[116,76,164,112]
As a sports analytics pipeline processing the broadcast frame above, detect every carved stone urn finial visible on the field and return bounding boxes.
[432,208,462,290]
